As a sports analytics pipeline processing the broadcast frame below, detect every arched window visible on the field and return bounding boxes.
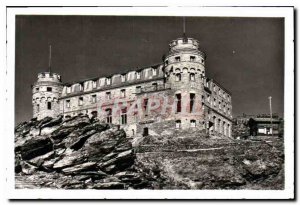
[175,73,181,82]
[190,73,195,81]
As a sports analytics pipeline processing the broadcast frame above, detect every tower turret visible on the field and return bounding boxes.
[163,37,207,129]
[32,72,62,120]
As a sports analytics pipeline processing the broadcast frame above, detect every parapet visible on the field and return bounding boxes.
[37,72,61,83]
[169,37,200,51]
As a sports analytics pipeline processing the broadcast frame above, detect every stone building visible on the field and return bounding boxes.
[32,36,233,138]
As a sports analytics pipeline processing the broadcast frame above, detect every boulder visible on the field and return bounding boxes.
[17,135,53,160]
[53,149,86,170]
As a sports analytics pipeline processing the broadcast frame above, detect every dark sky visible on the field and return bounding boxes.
[15,15,284,124]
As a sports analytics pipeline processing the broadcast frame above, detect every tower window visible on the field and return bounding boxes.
[36,104,40,112]
[36,88,39,91]
[175,73,181,82]
[47,87,52,92]
[136,71,141,79]
[66,100,70,108]
[201,59,204,63]
[47,102,52,110]
[190,120,196,128]
[106,92,111,100]
[175,56,181,62]
[105,108,112,123]
[190,73,195,81]
[190,56,195,61]
[190,93,195,113]
[176,94,181,113]
[91,95,97,103]
[175,120,181,129]
[120,89,126,98]
[121,108,127,125]
[78,97,83,106]
[121,74,126,82]
[165,60,168,65]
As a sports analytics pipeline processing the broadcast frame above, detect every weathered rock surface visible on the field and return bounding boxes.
[15,115,284,190]
[15,115,150,189]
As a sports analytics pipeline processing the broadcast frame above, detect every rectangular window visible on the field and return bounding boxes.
[121,74,126,82]
[143,98,148,111]
[79,97,83,106]
[91,95,96,103]
[47,87,52,92]
[190,56,195,61]
[106,108,112,123]
[176,94,181,113]
[175,120,181,129]
[175,56,180,62]
[121,108,127,125]
[47,102,52,110]
[190,120,196,128]
[190,73,195,81]
[213,98,216,106]
[106,92,111,100]
[152,83,158,90]
[120,89,126,98]
[136,86,141,93]
[92,80,97,89]
[66,100,70,108]
[136,71,141,79]
[190,93,195,113]
[36,104,40,112]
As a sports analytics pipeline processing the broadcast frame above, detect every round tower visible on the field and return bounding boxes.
[163,37,207,129]
[32,72,62,120]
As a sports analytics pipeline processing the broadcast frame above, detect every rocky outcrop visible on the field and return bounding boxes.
[15,115,150,189]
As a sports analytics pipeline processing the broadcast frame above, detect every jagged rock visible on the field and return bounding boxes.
[51,127,74,143]
[40,115,63,129]
[62,115,90,128]
[29,151,55,167]
[21,161,38,175]
[92,182,125,189]
[36,117,53,128]
[17,135,53,160]
[53,149,86,170]
[62,162,97,175]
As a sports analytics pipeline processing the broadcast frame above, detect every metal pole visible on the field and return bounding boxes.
[48,45,52,74]
[268,96,273,136]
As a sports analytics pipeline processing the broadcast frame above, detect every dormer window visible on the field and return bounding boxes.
[175,56,180,62]
[190,56,195,62]
[79,83,84,91]
[106,77,111,85]
[92,80,97,89]
[136,71,141,80]
[66,86,71,94]
[152,68,157,76]
[121,74,126,83]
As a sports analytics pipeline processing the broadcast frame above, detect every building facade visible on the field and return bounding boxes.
[32,37,233,138]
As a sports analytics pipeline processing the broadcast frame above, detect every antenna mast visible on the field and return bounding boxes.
[268,96,273,136]
[48,45,52,74]
[183,17,187,42]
